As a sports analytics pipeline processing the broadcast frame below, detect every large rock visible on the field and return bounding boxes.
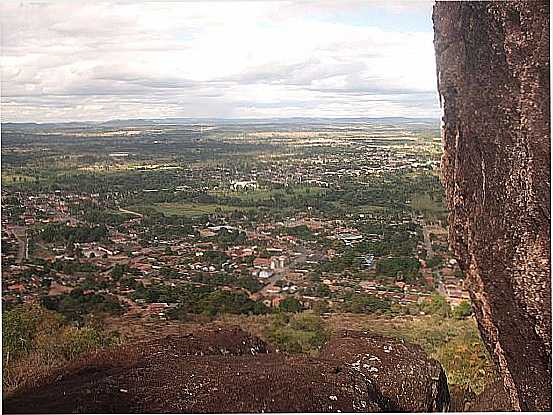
[4,328,448,413]
[320,330,450,412]
[466,379,512,412]
[433,1,551,411]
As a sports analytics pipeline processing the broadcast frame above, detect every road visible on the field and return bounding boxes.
[119,208,144,218]
[10,226,28,263]
[422,226,434,258]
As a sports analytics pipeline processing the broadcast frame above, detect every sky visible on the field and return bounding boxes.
[1,0,440,123]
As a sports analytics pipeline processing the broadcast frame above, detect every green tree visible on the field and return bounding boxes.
[279,297,302,313]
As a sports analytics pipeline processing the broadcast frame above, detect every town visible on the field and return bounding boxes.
[1,119,470,324]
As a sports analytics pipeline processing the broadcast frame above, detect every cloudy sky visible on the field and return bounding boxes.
[1,0,439,122]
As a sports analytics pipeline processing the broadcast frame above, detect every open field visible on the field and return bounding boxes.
[409,194,448,219]
[2,174,35,184]
[126,202,241,217]
[209,186,325,202]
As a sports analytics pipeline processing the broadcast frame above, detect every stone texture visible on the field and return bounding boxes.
[467,379,512,412]
[3,328,449,413]
[320,330,450,412]
[433,1,551,410]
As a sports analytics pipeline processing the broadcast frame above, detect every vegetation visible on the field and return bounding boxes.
[321,314,495,394]
[453,301,473,319]
[2,121,484,398]
[421,293,451,318]
[265,312,330,354]
[426,256,445,269]
[220,311,495,394]
[377,256,420,276]
[279,297,303,313]
[41,223,108,244]
[41,289,124,323]
[131,284,271,319]
[341,293,392,314]
[128,202,239,218]
[2,304,120,394]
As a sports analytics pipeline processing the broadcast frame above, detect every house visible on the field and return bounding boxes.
[253,258,271,268]
[144,302,170,317]
[262,296,284,308]
[231,180,257,190]
[270,256,286,270]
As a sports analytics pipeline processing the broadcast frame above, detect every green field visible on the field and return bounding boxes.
[127,202,241,217]
[210,186,324,203]
[2,174,35,184]
[209,189,273,202]
[409,194,447,215]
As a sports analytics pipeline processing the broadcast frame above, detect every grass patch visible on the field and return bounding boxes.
[2,304,120,396]
[409,194,447,214]
[127,203,241,217]
[210,186,324,203]
[2,174,35,184]
[209,189,273,202]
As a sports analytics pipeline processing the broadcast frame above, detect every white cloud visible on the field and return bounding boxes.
[0,0,439,122]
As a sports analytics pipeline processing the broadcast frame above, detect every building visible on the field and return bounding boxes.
[231,180,258,191]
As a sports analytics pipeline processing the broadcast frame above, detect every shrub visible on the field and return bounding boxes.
[342,293,392,314]
[421,293,451,317]
[434,331,494,394]
[377,256,420,276]
[279,298,302,313]
[2,305,63,363]
[453,301,473,320]
[426,256,444,269]
[265,312,330,355]
[59,327,114,360]
[2,304,119,395]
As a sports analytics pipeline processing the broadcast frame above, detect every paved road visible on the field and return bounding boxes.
[119,208,144,218]
[11,226,27,263]
[422,227,434,258]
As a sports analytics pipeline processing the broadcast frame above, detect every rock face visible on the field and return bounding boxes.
[3,328,449,413]
[433,1,551,411]
[466,379,512,412]
[320,331,450,412]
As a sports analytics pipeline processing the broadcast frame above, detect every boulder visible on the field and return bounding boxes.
[4,328,449,413]
[320,330,450,412]
[467,379,512,412]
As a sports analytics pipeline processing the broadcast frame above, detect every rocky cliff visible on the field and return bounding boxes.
[3,328,449,413]
[433,1,551,411]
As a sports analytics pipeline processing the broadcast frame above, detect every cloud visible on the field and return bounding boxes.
[0,0,439,122]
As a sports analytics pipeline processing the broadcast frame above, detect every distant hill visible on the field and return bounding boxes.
[2,117,440,130]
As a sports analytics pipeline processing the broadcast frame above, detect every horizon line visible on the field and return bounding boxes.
[2,115,442,126]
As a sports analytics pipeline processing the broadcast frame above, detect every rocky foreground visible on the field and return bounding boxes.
[4,328,449,413]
